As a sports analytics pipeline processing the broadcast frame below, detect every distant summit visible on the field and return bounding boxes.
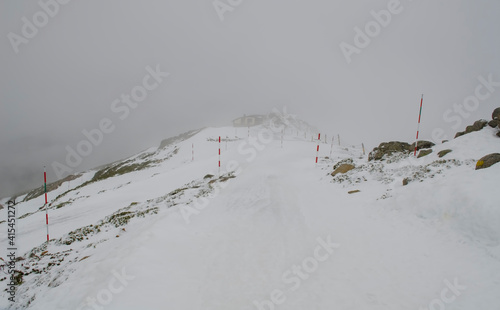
[232,114,266,127]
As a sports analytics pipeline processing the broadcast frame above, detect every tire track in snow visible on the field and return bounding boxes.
[196,159,321,309]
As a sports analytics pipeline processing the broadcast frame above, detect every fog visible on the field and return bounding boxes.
[1,0,499,198]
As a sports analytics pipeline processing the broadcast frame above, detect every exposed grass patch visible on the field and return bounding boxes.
[92,160,153,182]
[19,212,36,219]
[55,202,71,209]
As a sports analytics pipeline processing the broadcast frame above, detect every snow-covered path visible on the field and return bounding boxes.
[81,142,499,310]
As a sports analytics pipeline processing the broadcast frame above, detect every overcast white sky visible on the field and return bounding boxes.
[1,0,499,198]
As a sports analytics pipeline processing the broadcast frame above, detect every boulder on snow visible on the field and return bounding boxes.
[409,140,435,152]
[475,153,500,170]
[438,149,452,158]
[368,141,411,161]
[488,119,499,128]
[454,120,488,138]
[492,107,500,120]
[497,131,500,138]
[417,149,433,158]
[402,178,409,186]
[331,164,355,177]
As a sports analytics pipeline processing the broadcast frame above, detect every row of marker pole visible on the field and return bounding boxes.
[40,133,373,242]
[317,134,367,163]
[42,96,423,241]
[44,104,421,242]
[317,94,423,163]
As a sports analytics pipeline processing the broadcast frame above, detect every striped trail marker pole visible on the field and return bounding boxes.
[362,143,366,155]
[44,167,49,242]
[414,94,424,156]
[315,133,321,165]
[338,134,341,146]
[218,136,221,177]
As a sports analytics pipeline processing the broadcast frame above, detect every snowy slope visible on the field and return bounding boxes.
[1,122,500,310]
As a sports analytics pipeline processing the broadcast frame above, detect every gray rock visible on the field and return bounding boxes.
[417,149,433,158]
[455,120,488,138]
[492,107,500,120]
[409,140,435,152]
[488,120,499,128]
[437,149,452,158]
[368,141,411,161]
[455,132,465,138]
[475,153,500,170]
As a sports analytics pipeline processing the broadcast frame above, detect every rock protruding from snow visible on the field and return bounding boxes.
[410,140,435,151]
[476,153,500,170]
[368,141,410,161]
[438,149,453,158]
[331,158,355,177]
[492,107,500,120]
[417,149,433,158]
[331,164,355,177]
[455,120,488,138]
[488,120,499,128]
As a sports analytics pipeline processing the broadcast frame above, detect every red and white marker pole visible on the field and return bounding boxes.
[414,94,424,156]
[315,133,320,165]
[44,167,49,242]
[218,136,221,177]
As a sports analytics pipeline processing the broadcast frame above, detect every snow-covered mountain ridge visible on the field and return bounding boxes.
[1,115,499,310]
